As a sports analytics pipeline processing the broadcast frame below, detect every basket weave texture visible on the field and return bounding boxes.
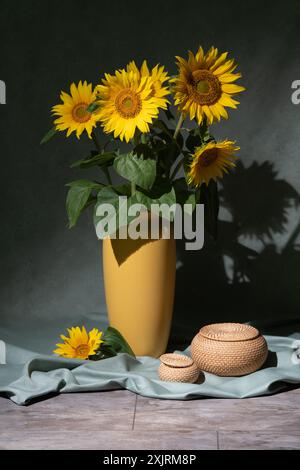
[191,323,268,377]
[158,353,199,383]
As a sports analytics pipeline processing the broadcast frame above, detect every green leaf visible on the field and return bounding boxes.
[133,143,154,159]
[66,179,103,189]
[135,187,177,221]
[173,178,196,214]
[87,102,100,113]
[184,193,196,215]
[94,183,177,237]
[94,187,137,238]
[164,105,175,122]
[153,119,184,149]
[199,180,219,239]
[150,176,174,197]
[186,124,214,153]
[66,179,103,228]
[114,152,156,190]
[199,123,214,144]
[152,121,183,177]
[157,142,181,175]
[173,177,188,192]
[113,184,132,196]
[102,326,135,357]
[71,152,116,169]
[153,119,174,140]
[40,127,56,145]
[185,130,202,153]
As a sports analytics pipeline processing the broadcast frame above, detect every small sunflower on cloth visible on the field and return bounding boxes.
[53,326,135,360]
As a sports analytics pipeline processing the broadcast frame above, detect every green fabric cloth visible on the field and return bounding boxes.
[0,335,300,405]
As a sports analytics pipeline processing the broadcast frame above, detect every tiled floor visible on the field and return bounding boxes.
[0,388,300,449]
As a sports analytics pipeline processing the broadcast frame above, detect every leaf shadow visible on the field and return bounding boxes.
[169,160,300,351]
[111,237,153,265]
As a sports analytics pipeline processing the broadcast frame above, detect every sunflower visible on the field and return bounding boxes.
[187,140,240,187]
[52,81,99,139]
[53,326,103,359]
[126,60,170,109]
[172,46,245,125]
[96,68,166,142]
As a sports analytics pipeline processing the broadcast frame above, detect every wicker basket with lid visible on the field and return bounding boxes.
[158,353,200,383]
[191,323,268,377]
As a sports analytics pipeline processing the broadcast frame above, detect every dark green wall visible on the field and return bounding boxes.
[0,0,299,349]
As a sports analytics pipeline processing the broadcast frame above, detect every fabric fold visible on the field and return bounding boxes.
[0,335,299,405]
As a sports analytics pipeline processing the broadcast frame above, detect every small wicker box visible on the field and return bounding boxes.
[158,353,200,383]
[191,323,268,377]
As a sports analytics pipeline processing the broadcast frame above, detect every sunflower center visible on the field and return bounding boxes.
[123,97,133,108]
[196,80,210,94]
[190,70,221,105]
[72,103,91,123]
[75,344,90,358]
[199,148,218,167]
[115,89,141,118]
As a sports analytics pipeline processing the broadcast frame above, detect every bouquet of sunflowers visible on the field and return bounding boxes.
[42,46,244,239]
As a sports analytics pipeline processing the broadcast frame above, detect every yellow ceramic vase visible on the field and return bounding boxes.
[102,231,176,357]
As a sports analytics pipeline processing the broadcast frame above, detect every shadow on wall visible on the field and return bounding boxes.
[170,161,300,350]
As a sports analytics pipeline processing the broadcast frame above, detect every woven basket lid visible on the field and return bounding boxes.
[160,353,194,368]
[199,323,260,342]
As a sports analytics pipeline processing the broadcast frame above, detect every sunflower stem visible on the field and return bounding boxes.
[103,167,112,185]
[103,138,114,151]
[131,181,136,196]
[92,131,112,185]
[173,113,184,140]
[133,130,142,146]
[92,131,101,152]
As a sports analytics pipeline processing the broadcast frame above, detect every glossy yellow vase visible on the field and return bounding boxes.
[103,231,176,357]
